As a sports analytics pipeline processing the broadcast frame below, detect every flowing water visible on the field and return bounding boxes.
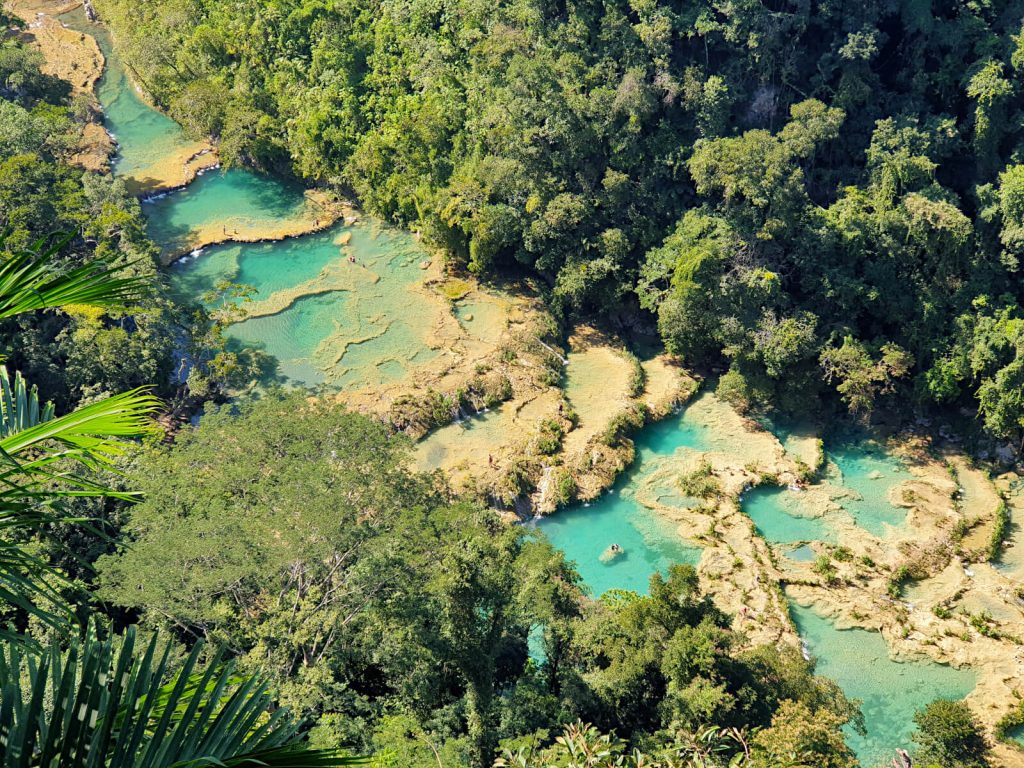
[63,8,202,181]
[145,169,311,254]
[543,394,977,763]
[791,603,976,768]
[66,14,979,761]
[63,10,450,390]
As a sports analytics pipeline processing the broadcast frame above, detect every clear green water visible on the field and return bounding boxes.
[61,9,199,179]
[1009,724,1024,747]
[791,603,976,768]
[68,17,973,759]
[537,404,713,597]
[827,439,909,537]
[64,11,442,390]
[145,169,309,252]
[743,486,837,544]
[787,543,817,561]
[169,224,437,388]
[536,484,701,597]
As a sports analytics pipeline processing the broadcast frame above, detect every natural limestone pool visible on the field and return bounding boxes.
[543,392,978,764]
[63,11,986,761]
[145,169,315,256]
[827,438,910,537]
[64,8,460,391]
[169,223,442,389]
[536,400,725,596]
[743,486,837,544]
[791,603,976,768]
[62,8,214,190]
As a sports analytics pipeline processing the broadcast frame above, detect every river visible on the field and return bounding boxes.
[66,12,986,766]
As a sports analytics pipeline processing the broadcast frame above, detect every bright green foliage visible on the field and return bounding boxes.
[0,238,161,636]
[87,0,1024,432]
[749,701,855,768]
[819,337,913,418]
[97,392,580,766]
[561,566,857,740]
[912,699,989,768]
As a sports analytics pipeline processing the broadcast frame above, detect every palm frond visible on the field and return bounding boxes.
[0,384,161,637]
[0,365,54,438]
[0,234,149,319]
[0,625,365,767]
[0,386,162,466]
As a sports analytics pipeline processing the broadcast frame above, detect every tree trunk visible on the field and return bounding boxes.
[465,679,496,768]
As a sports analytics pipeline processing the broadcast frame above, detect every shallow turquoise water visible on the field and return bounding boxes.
[145,169,310,251]
[787,543,817,561]
[61,9,198,179]
[1009,724,1024,747]
[67,16,972,760]
[743,486,837,544]
[536,485,701,597]
[791,603,976,767]
[827,439,909,537]
[537,405,712,596]
[170,224,436,388]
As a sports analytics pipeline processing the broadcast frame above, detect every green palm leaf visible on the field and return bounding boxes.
[0,238,361,766]
[0,236,160,636]
[0,235,148,319]
[0,624,365,767]
[0,366,54,438]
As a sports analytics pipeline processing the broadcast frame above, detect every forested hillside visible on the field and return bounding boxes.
[97,0,1024,434]
[0,3,1014,766]
[0,10,178,410]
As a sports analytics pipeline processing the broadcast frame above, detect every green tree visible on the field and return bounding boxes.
[912,699,989,768]
[0,237,346,766]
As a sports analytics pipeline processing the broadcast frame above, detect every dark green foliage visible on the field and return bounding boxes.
[913,698,990,768]
[92,0,1024,436]
[0,624,359,767]
[989,500,1011,560]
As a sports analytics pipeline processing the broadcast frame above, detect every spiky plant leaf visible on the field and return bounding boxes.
[0,366,54,438]
[0,234,148,319]
[0,625,364,767]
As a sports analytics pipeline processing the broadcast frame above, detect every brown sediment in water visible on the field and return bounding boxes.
[412,388,564,493]
[125,146,219,197]
[948,455,1004,554]
[545,386,1024,754]
[771,446,1024,760]
[334,268,553,428]
[557,344,700,512]
[158,191,349,264]
[639,354,686,414]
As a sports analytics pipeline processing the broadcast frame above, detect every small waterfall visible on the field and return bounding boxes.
[536,464,554,510]
[537,339,569,365]
[513,495,534,519]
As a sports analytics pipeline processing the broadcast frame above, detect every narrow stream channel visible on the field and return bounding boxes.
[63,12,981,764]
